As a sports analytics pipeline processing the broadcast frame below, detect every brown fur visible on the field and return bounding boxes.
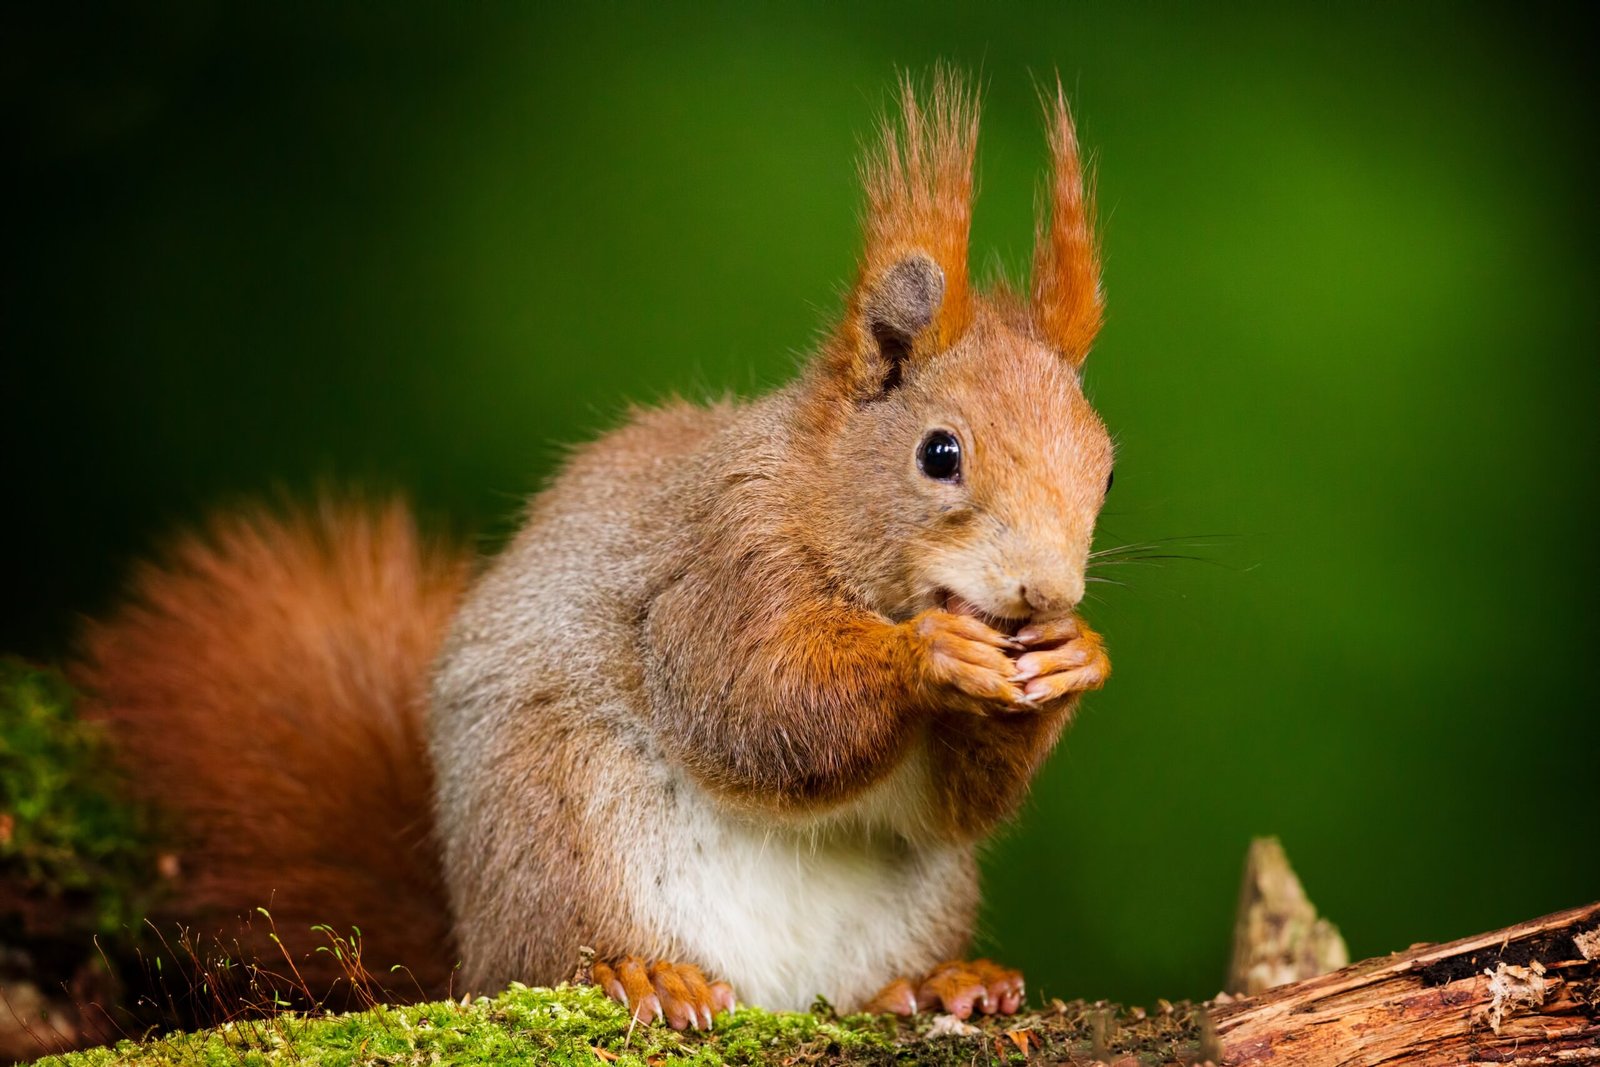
[432,70,1113,1008]
[73,499,468,996]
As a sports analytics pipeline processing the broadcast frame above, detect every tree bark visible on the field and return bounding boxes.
[1214,900,1600,1066]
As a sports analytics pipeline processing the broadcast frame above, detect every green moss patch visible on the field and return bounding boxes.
[30,983,1210,1066]
[0,659,156,941]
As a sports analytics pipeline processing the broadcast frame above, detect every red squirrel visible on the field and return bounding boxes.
[74,70,1113,1029]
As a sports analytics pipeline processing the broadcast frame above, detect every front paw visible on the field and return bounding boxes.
[1012,615,1110,705]
[910,610,1029,714]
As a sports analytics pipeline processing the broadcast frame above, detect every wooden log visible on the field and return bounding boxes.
[1215,900,1600,1066]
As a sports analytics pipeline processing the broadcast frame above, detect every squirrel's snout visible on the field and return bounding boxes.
[1017,572,1085,617]
[998,523,1092,619]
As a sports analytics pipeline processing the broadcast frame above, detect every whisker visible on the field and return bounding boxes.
[1089,555,1249,577]
[1090,533,1239,559]
[1089,542,1157,558]
[1113,533,1240,544]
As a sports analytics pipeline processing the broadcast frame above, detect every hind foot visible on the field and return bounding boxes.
[592,956,736,1030]
[865,959,1025,1019]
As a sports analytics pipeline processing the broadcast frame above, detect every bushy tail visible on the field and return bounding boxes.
[73,498,471,1000]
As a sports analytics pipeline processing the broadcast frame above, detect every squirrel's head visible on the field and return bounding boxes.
[800,70,1111,631]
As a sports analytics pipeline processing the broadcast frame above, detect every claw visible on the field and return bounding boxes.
[593,957,735,1030]
[864,977,919,1016]
[872,960,1027,1019]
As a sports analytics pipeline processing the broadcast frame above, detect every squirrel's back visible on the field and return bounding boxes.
[74,498,469,998]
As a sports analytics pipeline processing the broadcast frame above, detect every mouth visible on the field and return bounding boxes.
[938,588,1029,637]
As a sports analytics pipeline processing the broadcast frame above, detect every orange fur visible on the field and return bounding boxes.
[1031,81,1104,364]
[72,499,469,998]
[825,70,1103,394]
[860,66,980,349]
[825,67,980,391]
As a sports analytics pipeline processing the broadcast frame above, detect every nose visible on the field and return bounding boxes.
[1019,572,1085,616]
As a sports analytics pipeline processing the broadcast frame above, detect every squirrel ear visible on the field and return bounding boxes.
[1031,81,1103,367]
[818,68,978,399]
[862,253,946,391]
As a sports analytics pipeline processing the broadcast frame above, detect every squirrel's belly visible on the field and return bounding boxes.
[635,766,975,1013]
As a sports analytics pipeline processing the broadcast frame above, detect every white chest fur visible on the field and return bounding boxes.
[630,747,971,1012]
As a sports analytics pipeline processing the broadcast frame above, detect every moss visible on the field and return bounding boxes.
[0,658,157,942]
[27,983,1210,1066]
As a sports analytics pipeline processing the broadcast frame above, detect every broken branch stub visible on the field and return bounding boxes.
[1226,836,1349,995]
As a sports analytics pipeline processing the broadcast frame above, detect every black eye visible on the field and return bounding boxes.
[1106,469,1115,495]
[917,429,962,482]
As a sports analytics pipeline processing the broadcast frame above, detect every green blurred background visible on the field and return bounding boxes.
[4,3,1596,1007]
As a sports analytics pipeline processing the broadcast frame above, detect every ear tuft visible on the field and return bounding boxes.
[1032,80,1104,367]
[859,67,978,350]
[819,67,979,398]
